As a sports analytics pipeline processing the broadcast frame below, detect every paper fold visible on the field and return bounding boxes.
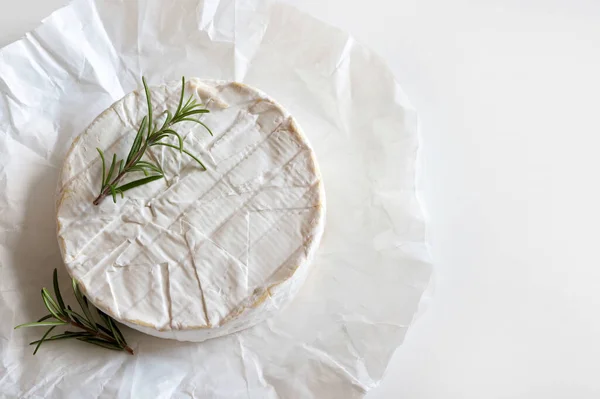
[0,0,431,397]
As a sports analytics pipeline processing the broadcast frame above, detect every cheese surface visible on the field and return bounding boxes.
[56,79,325,341]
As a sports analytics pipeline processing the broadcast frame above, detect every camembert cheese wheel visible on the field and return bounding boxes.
[56,79,325,341]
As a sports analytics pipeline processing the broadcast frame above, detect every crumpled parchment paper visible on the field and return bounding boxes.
[0,0,432,397]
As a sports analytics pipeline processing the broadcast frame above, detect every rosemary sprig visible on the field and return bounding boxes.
[15,269,134,355]
[93,76,212,205]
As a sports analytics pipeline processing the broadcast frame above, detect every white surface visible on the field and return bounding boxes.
[1,0,599,398]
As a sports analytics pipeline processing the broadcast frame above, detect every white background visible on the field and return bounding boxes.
[1,1,600,398]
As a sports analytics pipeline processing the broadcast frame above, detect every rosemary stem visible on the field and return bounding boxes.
[69,319,134,355]
[92,174,125,205]
[93,143,148,205]
[93,76,210,205]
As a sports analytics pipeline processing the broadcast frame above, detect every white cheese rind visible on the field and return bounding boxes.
[56,79,325,342]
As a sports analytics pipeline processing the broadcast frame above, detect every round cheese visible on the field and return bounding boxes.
[56,79,325,342]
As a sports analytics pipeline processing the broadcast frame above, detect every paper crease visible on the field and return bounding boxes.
[0,0,432,397]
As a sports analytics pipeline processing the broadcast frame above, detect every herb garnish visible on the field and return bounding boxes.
[14,269,134,355]
[93,76,212,205]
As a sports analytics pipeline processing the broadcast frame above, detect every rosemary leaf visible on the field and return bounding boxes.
[97,310,112,328]
[176,76,186,115]
[181,95,195,113]
[107,318,126,347]
[72,279,96,329]
[106,154,117,185]
[97,148,107,187]
[30,331,93,345]
[116,175,164,193]
[15,321,68,329]
[152,131,184,153]
[96,323,114,336]
[64,308,85,325]
[135,161,163,174]
[160,110,173,131]
[33,326,56,355]
[179,109,210,118]
[151,134,172,147]
[128,166,150,176]
[161,129,184,152]
[195,119,213,136]
[143,76,153,139]
[64,309,96,331]
[52,268,66,310]
[151,142,207,169]
[77,337,124,351]
[127,116,148,164]
[41,289,64,320]
[182,148,207,169]
[177,118,213,136]
[110,185,118,203]
[37,314,54,322]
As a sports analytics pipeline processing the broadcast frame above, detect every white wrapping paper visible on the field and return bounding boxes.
[0,0,432,397]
